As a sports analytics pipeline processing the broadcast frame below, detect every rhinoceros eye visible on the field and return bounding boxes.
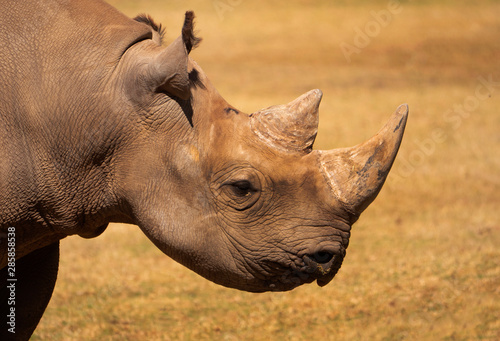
[220,178,260,211]
[214,170,261,211]
[227,180,256,198]
[211,166,268,212]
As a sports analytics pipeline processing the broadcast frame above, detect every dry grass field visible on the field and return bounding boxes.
[33,0,499,340]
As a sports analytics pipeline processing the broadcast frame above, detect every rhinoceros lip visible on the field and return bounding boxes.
[262,248,344,291]
[316,276,334,287]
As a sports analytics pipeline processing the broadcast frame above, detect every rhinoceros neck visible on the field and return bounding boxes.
[0,0,155,254]
[0,97,129,249]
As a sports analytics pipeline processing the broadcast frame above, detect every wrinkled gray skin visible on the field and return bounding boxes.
[0,0,408,339]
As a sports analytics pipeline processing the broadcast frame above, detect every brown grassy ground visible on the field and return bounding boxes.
[33,0,499,340]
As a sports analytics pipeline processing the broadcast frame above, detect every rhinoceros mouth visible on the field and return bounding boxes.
[260,246,346,291]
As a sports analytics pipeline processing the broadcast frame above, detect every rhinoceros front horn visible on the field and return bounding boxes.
[250,89,323,153]
[317,104,409,217]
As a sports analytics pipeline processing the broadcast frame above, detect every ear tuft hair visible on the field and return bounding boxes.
[182,11,202,53]
[133,14,166,44]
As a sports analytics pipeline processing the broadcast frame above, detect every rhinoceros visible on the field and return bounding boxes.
[0,0,408,339]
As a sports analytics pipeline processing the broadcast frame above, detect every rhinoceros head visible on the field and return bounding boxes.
[114,12,407,292]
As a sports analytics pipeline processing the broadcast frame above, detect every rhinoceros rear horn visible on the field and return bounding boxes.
[250,89,322,153]
[148,11,201,100]
[318,104,408,217]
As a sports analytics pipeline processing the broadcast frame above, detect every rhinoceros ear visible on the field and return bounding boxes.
[145,11,201,100]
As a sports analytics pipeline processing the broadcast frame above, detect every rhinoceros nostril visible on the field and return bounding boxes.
[312,251,334,264]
